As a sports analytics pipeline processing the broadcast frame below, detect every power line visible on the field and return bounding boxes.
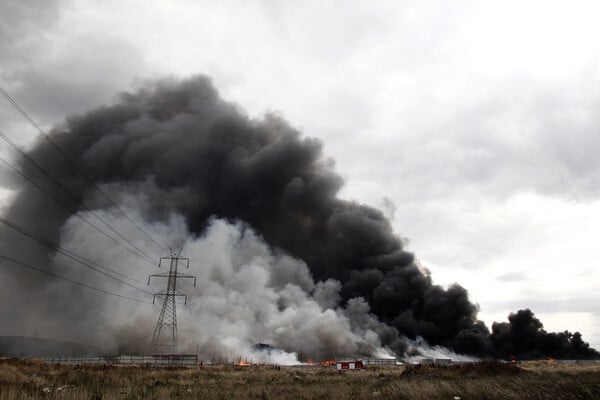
[0,26,160,307]
[0,83,167,255]
[0,87,43,133]
[0,155,156,267]
[0,129,158,265]
[0,254,152,304]
[0,214,149,285]
[0,23,69,116]
[0,151,156,266]
[0,216,153,296]
[46,137,169,254]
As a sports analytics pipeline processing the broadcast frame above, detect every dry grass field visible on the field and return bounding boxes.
[0,359,599,400]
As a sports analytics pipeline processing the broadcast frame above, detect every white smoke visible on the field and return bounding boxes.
[402,336,478,363]
[51,190,397,364]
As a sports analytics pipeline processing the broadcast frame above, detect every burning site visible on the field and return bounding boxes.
[0,76,597,365]
[1,5,600,400]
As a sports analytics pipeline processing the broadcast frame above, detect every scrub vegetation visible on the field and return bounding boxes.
[1,359,599,399]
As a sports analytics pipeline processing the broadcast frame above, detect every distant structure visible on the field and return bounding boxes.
[336,360,366,370]
[148,246,196,354]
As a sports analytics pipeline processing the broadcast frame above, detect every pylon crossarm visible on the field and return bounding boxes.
[152,292,187,304]
[153,289,187,297]
[175,273,197,286]
[158,256,189,268]
[158,257,171,268]
[147,272,171,284]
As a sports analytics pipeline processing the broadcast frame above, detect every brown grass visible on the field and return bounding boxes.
[0,359,598,399]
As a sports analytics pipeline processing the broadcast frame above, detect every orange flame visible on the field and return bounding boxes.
[235,358,251,367]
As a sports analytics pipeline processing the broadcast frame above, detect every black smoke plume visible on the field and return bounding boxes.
[490,309,599,360]
[0,76,597,359]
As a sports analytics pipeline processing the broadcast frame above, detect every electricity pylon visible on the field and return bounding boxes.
[148,246,196,354]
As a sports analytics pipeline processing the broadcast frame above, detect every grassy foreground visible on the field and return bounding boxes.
[0,359,599,399]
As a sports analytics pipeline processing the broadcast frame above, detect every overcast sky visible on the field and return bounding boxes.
[1,0,599,348]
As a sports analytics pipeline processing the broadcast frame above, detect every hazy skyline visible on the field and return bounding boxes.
[0,1,599,348]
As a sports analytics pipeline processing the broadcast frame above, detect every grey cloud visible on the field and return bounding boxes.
[333,73,600,213]
[486,297,600,315]
[0,3,146,188]
[0,1,61,34]
[496,272,528,282]
[2,31,147,127]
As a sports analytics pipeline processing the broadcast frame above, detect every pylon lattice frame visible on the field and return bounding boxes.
[148,247,196,354]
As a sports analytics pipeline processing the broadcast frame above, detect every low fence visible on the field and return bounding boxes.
[17,355,600,367]
[334,357,398,365]
[41,354,198,366]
